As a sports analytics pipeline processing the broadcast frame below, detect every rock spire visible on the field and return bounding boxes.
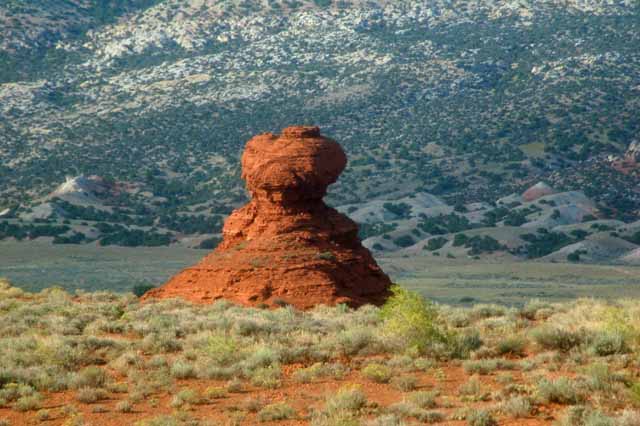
[143,126,391,309]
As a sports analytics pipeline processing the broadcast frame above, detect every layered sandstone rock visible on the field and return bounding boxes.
[143,126,391,309]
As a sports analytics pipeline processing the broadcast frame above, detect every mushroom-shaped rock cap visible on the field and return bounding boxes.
[242,126,347,199]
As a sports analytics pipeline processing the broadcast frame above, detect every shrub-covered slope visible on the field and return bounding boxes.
[1,0,639,226]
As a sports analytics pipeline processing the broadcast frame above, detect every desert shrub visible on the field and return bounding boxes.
[14,393,43,411]
[391,375,417,391]
[136,370,172,395]
[170,388,202,408]
[249,365,282,389]
[129,386,150,403]
[132,285,155,297]
[325,385,367,412]
[62,413,85,426]
[134,415,182,426]
[70,366,108,389]
[324,363,349,380]
[203,386,226,400]
[115,400,133,413]
[293,363,327,383]
[629,382,640,406]
[471,304,506,320]
[110,351,145,375]
[459,376,486,400]
[76,387,109,404]
[601,306,640,344]
[556,405,586,426]
[366,414,403,426]
[590,330,629,356]
[407,390,438,409]
[293,362,347,383]
[60,404,80,418]
[502,396,531,418]
[147,355,168,369]
[423,411,445,423]
[536,377,585,404]
[583,362,627,392]
[498,383,529,401]
[196,363,238,380]
[446,330,483,359]
[281,337,315,361]
[232,316,264,336]
[444,307,471,327]
[531,326,586,352]
[240,396,263,413]
[257,403,296,422]
[312,385,366,426]
[36,409,50,421]
[362,363,392,383]
[333,327,377,357]
[387,401,442,422]
[425,237,447,251]
[496,373,514,384]
[0,384,35,405]
[141,332,182,354]
[464,358,515,375]
[241,346,280,372]
[467,409,497,426]
[413,357,436,371]
[557,407,617,426]
[106,382,127,394]
[385,402,421,419]
[170,360,196,379]
[496,336,527,357]
[463,359,499,375]
[386,355,415,371]
[226,378,243,393]
[380,286,449,356]
[201,333,240,366]
[583,410,616,426]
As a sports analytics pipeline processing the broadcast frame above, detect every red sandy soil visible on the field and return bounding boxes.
[0,355,576,426]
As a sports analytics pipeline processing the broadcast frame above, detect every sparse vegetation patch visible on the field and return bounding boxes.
[0,280,638,424]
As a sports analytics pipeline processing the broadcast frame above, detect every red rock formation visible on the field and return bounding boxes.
[143,126,391,309]
[522,181,555,202]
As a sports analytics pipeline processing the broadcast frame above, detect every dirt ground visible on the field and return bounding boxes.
[0,357,581,426]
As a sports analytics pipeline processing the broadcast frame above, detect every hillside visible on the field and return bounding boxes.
[3,173,640,264]
[1,0,639,253]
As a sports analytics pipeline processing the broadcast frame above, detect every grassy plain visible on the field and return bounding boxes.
[0,240,203,294]
[2,241,639,306]
[387,256,640,306]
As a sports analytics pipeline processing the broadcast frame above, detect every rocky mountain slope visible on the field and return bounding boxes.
[1,0,639,255]
[339,181,640,264]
